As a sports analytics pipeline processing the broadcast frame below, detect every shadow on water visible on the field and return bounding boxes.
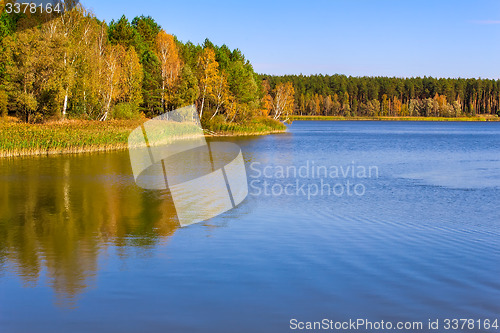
[0,151,179,308]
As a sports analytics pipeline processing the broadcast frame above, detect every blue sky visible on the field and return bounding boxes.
[82,0,500,79]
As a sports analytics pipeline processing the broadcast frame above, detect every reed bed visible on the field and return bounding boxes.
[0,117,287,157]
[204,117,287,136]
[0,119,146,157]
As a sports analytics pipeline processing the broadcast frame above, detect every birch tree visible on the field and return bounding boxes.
[100,44,124,121]
[272,82,294,121]
[119,46,143,106]
[211,71,230,120]
[155,30,181,113]
[196,47,219,119]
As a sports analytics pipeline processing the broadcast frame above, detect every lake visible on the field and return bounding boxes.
[1,121,499,333]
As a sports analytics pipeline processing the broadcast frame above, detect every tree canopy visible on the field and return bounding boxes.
[0,4,266,124]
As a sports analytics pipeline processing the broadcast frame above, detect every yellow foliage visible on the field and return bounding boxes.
[273,82,295,120]
[155,30,182,110]
[197,47,219,118]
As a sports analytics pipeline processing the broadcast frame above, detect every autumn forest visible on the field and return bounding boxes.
[0,4,291,127]
[1,3,499,128]
[262,75,500,118]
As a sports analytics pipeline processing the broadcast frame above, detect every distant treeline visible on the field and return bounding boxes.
[0,4,288,124]
[261,75,500,118]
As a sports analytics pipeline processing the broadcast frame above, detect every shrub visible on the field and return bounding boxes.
[0,90,7,117]
[111,103,141,120]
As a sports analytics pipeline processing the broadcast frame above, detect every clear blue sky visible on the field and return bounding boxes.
[82,0,500,79]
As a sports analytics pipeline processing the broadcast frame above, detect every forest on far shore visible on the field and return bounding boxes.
[261,74,500,118]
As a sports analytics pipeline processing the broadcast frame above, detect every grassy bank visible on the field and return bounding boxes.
[203,117,286,136]
[288,115,500,122]
[0,117,286,157]
[0,119,145,157]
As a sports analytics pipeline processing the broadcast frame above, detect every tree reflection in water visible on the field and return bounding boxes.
[0,151,179,308]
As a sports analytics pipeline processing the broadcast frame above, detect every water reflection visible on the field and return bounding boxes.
[0,151,179,307]
[0,124,499,332]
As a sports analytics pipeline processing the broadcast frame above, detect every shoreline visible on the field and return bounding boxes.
[288,115,500,122]
[206,129,287,137]
[0,119,286,158]
[0,132,288,158]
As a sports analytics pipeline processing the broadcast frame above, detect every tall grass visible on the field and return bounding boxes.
[204,117,286,136]
[0,119,146,157]
[0,117,287,157]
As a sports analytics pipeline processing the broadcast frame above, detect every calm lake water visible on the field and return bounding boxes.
[1,121,499,333]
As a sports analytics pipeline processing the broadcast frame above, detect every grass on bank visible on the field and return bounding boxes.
[0,118,145,157]
[204,116,286,135]
[288,115,500,122]
[0,116,286,157]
